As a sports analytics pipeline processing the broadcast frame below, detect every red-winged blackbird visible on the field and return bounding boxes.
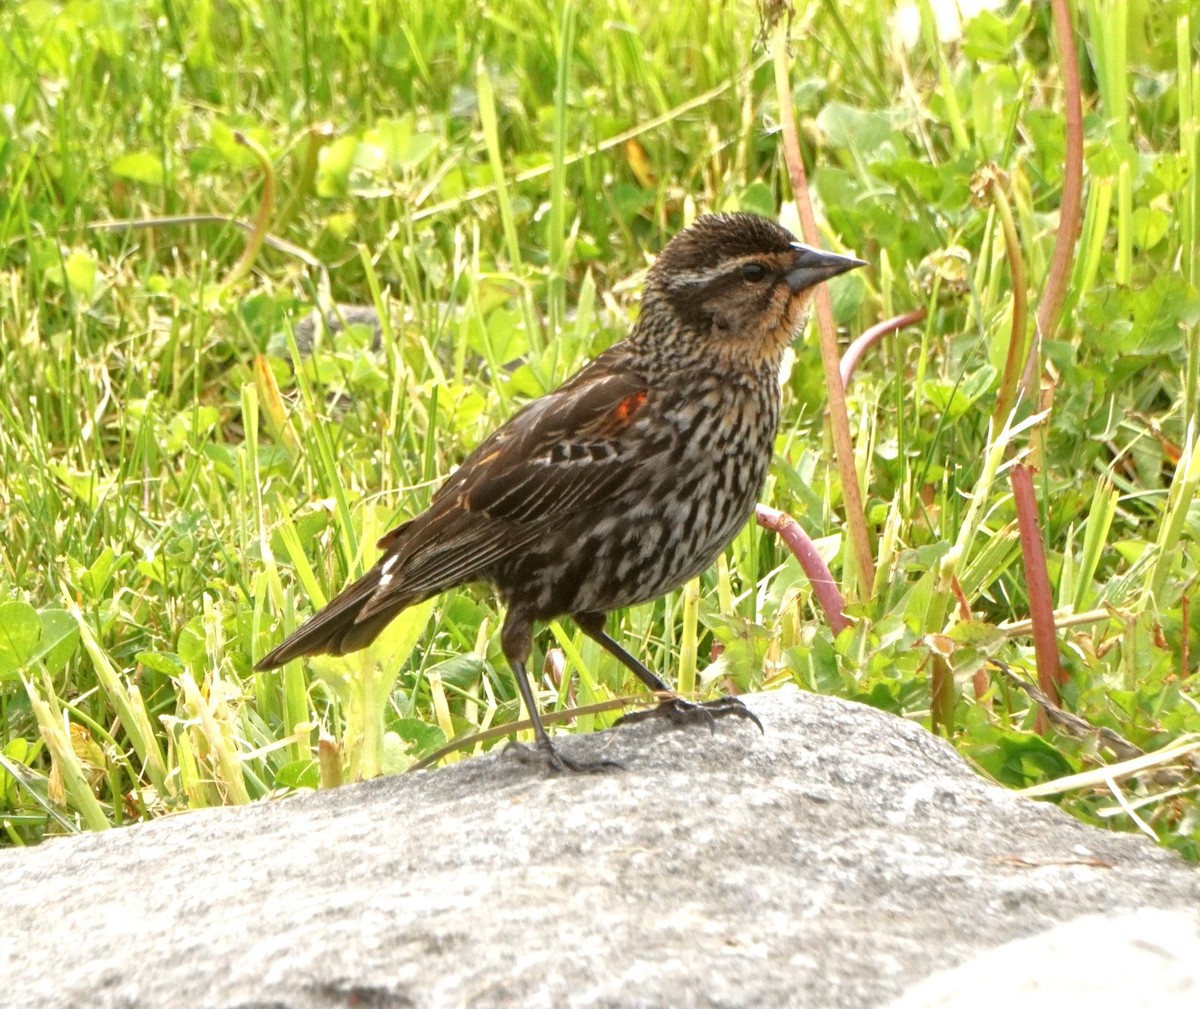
[257,213,865,771]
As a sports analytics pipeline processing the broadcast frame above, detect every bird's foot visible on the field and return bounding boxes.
[615,695,764,735]
[503,739,624,774]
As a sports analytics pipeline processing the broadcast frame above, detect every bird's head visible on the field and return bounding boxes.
[639,213,866,366]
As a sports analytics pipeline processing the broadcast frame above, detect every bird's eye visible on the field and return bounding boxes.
[740,262,768,282]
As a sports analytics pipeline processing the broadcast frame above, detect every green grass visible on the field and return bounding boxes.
[1,0,1198,858]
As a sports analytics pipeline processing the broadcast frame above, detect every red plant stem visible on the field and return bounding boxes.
[1023,0,1085,396]
[773,32,876,595]
[1010,464,1065,733]
[840,308,927,390]
[756,504,850,635]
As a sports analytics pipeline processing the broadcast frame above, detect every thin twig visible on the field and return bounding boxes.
[1023,0,1084,395]
[840,308,927,390]
[991,660,1142,761]
[406,693,663,772]
[53,215,323,270]
[772,22,876,595]
[999,606,1116,636]
[972,165,1029,427]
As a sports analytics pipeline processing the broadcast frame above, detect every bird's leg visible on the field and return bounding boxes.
[500,609,622,774]
[573,612,763,734]
[572,612,671,692]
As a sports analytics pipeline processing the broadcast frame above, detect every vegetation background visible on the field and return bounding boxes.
[1,0,1198,858]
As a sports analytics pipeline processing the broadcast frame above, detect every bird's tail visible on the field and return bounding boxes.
[255,564,412,669]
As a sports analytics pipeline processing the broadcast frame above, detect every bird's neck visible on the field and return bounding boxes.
[627,290,801,379]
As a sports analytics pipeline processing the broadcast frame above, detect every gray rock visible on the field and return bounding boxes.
[286,303,385,356]
[885,908,1200,1008]
[1,689,1196,1009]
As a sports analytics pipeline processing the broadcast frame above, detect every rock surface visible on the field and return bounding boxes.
[1,688,1197,1009]
[884,908,1200,1009]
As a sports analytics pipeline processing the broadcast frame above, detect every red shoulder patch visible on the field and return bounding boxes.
[601,390,648,432]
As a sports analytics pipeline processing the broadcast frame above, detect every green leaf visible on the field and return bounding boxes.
[947,620,1006,651]
[738,181,776,217]
[424,654,484,690]
[815,102,893,159]
[479,306,528,365]
[206,121,270,168]
[135,651,186,676]
[923,379,979,419]
[177,617,207,673]
[109,151,164,186]
[870,158,943,202]
[966,726,1077,788]
[0,602,41,680]
[1130,207,1169,250]
[64,250,99,299]
[275,759,319,790]
[81,547,118,599]
[393,718,447,756]
[370,116,436,171]
[33,609,79,675]
[962,5,1032,63]
[0,603,78,680]
[316,135,358,197]
[1082,275,1200,356]
[829,271,865,323]
[382,731,411,775]
[610,182,654,220]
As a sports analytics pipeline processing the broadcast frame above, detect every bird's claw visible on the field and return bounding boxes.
[615,696,764,734]
[503,739,624,774]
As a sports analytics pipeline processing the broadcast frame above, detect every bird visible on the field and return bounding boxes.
[256,212,866,772]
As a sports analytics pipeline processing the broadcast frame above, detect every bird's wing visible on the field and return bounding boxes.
[358,357,666,615]
[455,363,654,522]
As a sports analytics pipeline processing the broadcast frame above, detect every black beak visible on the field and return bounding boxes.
[784,243,867,293]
